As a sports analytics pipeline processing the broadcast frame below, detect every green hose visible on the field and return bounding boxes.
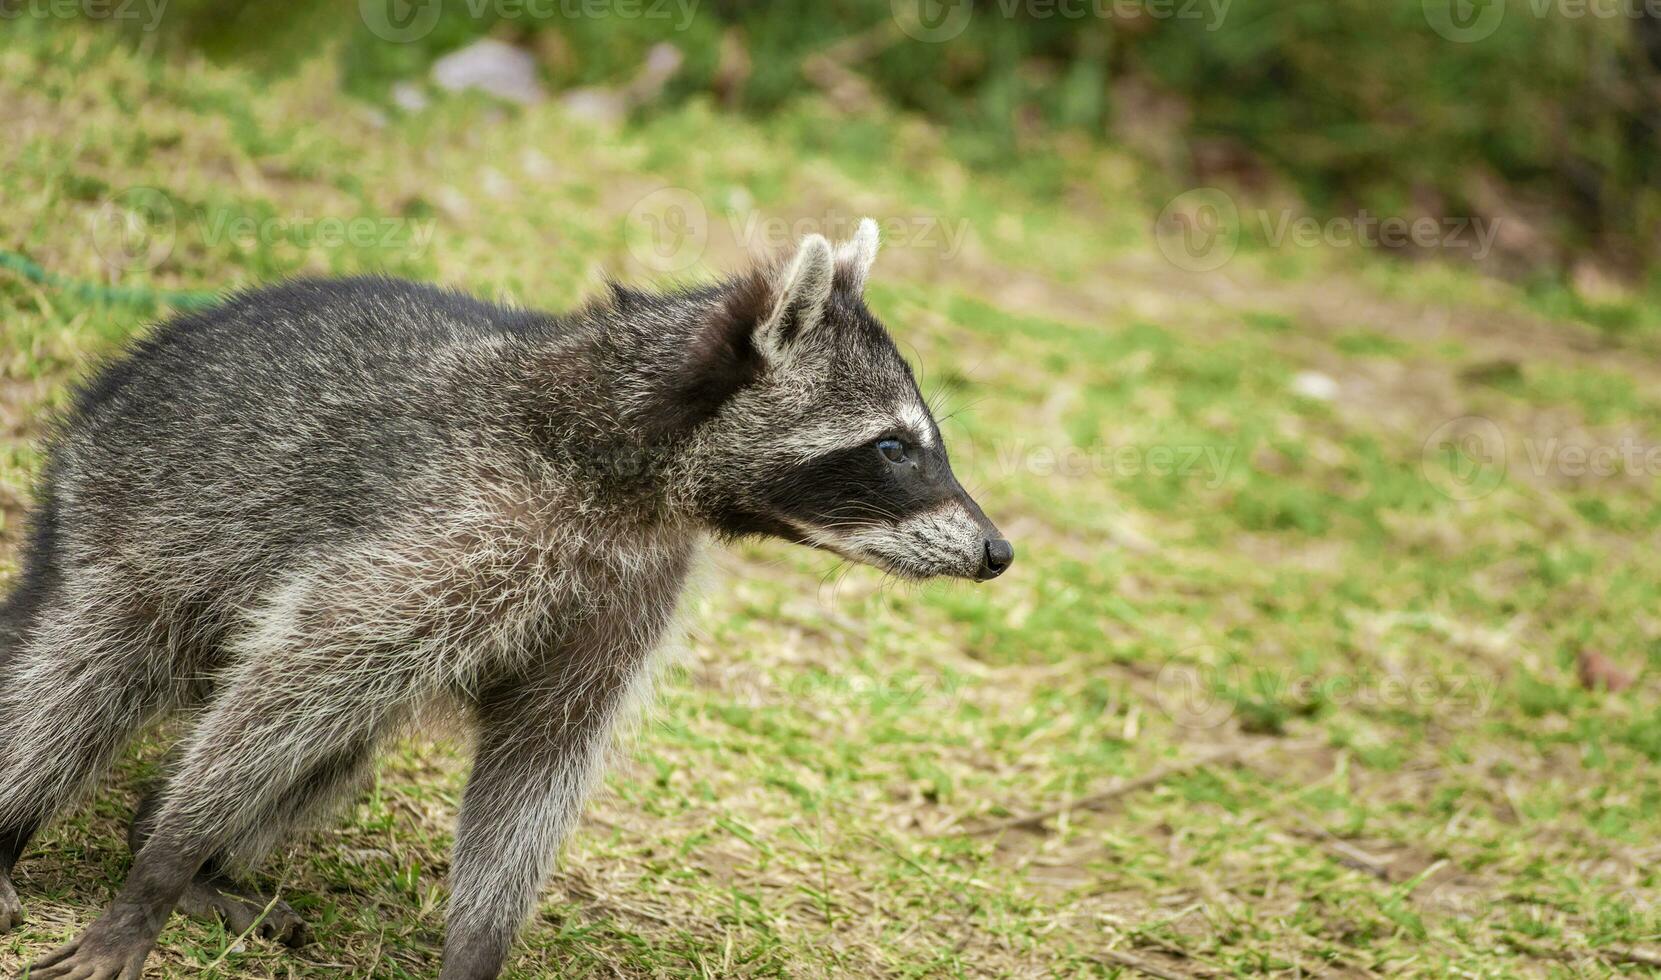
[0,250,219,310]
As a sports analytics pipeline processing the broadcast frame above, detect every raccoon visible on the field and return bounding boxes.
[0,219,1011,979]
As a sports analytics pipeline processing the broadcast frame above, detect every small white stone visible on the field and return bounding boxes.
[1291,371,1339,401]
[480,167,513,200]
[560,88,627,128]
[431,39,546,105]
[339,846,394,865]
[520,148,556,181]
[391,81,429,113]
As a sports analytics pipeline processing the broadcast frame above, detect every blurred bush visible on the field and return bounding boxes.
[106,0,1661,284]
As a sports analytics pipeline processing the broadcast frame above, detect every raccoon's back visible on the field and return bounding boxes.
[48,276,554,579]
[69,276,549,419]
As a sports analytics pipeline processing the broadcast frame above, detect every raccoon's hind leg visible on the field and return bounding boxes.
[27,627,429,980]
[0,826,26,934]
[0,578,185,935]
[0,500,57,933]
[125,745,373,948]
[0,618,33,934]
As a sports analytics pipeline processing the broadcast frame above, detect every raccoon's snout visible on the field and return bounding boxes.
[978,538,1014,580]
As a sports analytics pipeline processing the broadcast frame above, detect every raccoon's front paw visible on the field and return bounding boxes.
[0,873,21,933]
[24,932,150,980]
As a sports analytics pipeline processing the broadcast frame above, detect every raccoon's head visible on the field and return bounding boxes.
[675,220,1012,582]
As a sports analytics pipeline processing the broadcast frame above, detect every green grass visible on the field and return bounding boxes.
[2,21,1660,979]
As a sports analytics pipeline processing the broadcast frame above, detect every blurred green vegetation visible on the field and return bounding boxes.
[122,0,1661,295]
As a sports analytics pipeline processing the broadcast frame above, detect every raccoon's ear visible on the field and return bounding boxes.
[755,234,835,361]
[834,217,880,294]
[636,275,768,441]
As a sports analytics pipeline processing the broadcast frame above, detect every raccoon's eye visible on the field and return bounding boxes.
[876,437,909,463]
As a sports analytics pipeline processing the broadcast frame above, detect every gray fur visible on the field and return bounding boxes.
[0,224,1009,979]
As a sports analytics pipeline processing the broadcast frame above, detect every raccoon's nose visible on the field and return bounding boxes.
[979,538,1014,580]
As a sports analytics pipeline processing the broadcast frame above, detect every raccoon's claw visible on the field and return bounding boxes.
[0,873,21,934]
[23,936,147,980]
[179,878,310,948]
